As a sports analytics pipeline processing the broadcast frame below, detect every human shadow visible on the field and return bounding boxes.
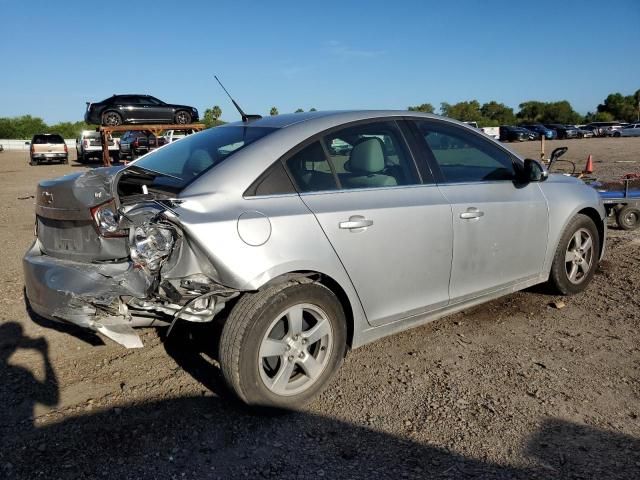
[0,322,58,433]
[1,389,638,479]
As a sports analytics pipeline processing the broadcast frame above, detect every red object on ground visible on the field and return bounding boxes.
[583,154,593,174]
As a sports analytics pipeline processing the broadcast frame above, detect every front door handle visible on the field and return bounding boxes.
[339,215,373,230]
[460,207,484,220]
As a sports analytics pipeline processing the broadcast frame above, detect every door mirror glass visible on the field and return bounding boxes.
[523,158,548,182]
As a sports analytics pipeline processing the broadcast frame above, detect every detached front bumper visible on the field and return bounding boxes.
[23,240,154,348]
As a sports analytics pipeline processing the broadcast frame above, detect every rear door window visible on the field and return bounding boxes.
[33,134,64,144]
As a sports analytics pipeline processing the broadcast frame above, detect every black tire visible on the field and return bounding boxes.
[219,282,347,409]
[174,110,191,124]
[613,131,621,138]
[101,111,122,126]
[617,205,640,231]
[29,157,38,166]
[548,214,600,295]
[61,156,68,164]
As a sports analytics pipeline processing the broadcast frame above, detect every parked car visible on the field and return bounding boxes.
[582,122,623,137]
[76,130,120,163]
[499,125,531,142]
[574,126,595,138]
[119,131,164,159]
[521,124,556,140]
[544,124,580,140]
[84,94,199,126]
[613,123,640,137]
[28,133,68,165]
[24,111,606,408]
[162,129,196,144]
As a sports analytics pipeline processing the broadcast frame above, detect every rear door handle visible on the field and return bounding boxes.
[460,207,484,220]
[339,215,373,230]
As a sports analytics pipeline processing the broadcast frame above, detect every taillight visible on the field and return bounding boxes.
[64,144,68,153]
[90,200,127,237]
[133,140,139,148]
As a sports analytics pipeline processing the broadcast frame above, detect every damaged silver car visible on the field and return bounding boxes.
[24,111,606,407]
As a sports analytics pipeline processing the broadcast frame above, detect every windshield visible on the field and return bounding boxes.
[127,125,277,190]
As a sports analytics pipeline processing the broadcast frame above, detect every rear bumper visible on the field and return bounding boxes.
[23,240,153,347]
[32,153,67,160]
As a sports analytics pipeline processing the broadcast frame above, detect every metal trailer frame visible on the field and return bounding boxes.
[598,178,640,230]
[98,123,206,166]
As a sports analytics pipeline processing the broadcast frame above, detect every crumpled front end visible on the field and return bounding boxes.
[23,167,239,348]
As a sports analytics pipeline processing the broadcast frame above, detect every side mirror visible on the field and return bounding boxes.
[548,146,568,169]
[523,158,548,182]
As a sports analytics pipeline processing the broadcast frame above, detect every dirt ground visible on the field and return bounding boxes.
[0,138,639,479]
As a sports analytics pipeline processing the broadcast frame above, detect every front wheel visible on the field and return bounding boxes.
[174,110,191,124]
[617,205,640,230]
[548,214,600,295]
[219,282,347,408]
[613,132,621,138]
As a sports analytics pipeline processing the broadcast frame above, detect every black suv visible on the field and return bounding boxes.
[84,94,199,126]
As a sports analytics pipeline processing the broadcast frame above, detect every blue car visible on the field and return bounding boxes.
[521,124,557,140]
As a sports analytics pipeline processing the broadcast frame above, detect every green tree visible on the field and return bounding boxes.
[440,100,483,122]
[480,101,515,126]
[212,105,222,120]
[294,108,304,113]
[309,108,317,112]
[202,108,225,128]
[596,92,638,122]
[270,107,279,116]
[407,103,435,114]
[585,111,615,122]
[516,101,546,123]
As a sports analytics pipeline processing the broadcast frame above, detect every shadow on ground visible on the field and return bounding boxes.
[1,320,638,479]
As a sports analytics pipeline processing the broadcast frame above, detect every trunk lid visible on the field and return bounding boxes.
[35,167,129,262]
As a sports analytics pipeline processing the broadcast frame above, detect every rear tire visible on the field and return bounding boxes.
[219,282,347,409]
[617,205,640,230]
[548,214,600,295]
[102,111,122,126]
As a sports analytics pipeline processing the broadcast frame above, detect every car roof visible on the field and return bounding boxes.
[218,110,445,130]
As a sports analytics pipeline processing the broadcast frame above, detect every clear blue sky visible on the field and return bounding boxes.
[1,0,638,123]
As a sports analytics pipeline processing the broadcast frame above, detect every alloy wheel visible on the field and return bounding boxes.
[258,303,333,396]
[564,228,594,284]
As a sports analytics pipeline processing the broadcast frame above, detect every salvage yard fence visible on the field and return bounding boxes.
[0,139,76,151]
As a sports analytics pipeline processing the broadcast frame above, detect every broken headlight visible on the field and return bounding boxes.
[130,224,175,272]
[90,200,127,237]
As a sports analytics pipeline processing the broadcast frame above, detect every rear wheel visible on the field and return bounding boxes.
[29,157,38,166]
[548,214,599,295]
[219,282,347,408]
[174,110,191,124]
[613,131,621,138]
[102,111,122,126]
[617,205,640,230]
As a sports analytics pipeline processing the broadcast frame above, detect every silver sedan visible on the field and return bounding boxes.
[24,111,606,408]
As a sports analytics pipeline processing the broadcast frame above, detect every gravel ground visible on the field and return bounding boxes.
[0,138,639,479]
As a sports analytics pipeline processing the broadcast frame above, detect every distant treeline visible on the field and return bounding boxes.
[408,89,640,127]
[1,90,637,139]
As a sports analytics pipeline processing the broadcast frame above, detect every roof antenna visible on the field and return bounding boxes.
[214,75,262,123]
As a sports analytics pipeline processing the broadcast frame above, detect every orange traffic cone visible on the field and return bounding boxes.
[583,154,593,174]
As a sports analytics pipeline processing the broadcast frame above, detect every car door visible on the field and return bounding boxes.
[285,119,453,327]
[143,96,171,122]
[410,119,549,303]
